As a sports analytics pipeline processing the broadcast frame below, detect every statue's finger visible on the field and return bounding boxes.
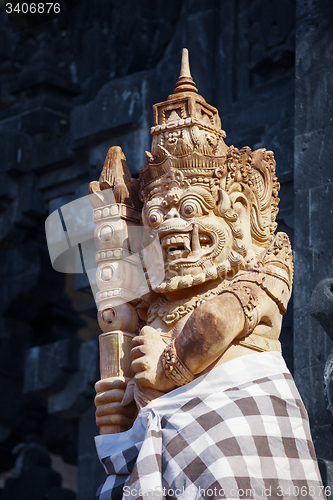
[140,325,157,337]
[130,345,148,360]
[96,413,134,429]
[131,357,149,374]
[95,388,125,406]
[95,402,136,418]
[131,336,145,347]
[95,377,127,393]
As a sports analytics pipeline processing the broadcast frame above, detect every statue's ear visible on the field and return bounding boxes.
[217,188,231,215]
[251,149,280,235]
[224,146,279,242]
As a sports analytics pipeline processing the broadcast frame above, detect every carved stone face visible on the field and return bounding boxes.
[143,181,236,291]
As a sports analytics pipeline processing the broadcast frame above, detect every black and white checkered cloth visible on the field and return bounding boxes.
[95,352,325,500]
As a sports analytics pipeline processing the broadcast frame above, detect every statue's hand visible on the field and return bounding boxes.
[131,326,177,392]
[95,377,137,433]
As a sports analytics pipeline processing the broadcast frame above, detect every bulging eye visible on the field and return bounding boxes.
[147,209,163,227]
[180,199,203,218]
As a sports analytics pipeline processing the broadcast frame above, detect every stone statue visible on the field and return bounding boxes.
[90,50,325,499]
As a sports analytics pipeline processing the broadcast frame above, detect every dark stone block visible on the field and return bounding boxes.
[293,307,311,371]
[3,467,60,500]
[292,246,314,310]
[295,126,333,190]
[0,171,47,246]
[24,339,80,398]
[309,315,331,367]
[295,70,333,136]
[29,136,76,173]
[71,71,151,143]
[296,3,333,79]
[295,304,332,371]
[247,1,295,94]
[225,92,295,144]
[0,375,23,436]
[0,244,41,315]
[309,363,329,429]
[77,405,105,500]
[294,362,329,429]
[312,244,333,302]
[312,424,333,463]
[0,244,68,333]
[0,131,31,173]
[39,162,89,192]
[280,324,293,373]
[44,415,78,465]
[1,442,75,500]
[0,318,32,377]
[294,189,309,249]
[294,366,314,422]
[88,126,152,177]
[261,122,294,178]
[296,0,323,18]
[317,458,333,489]
[20,108,69,137]
[278,180,294,232]
[47,338,99,418]
[185,8,220,104]
[47,487,76,500]
[310,183,333,246]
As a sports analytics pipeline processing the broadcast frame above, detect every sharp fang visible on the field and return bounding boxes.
[184,236,191,252]
[191,224,201,255]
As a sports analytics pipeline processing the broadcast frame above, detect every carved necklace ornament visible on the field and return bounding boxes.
[147,278,229,326]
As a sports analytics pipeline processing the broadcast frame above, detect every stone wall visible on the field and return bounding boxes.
[293,0,333,463]
[0,0,299,498]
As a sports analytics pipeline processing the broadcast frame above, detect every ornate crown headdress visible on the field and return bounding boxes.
[139,48,280,240]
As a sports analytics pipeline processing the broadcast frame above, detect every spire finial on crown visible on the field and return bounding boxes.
[173,48,198,94]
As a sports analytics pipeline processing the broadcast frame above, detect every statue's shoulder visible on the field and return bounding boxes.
[227,232,293,314]
[262,232,293,279]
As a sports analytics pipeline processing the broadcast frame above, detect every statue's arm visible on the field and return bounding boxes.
[174,292,245,375]
[173,283,281,376]
[131,292,245,392]
[132,283,281,391]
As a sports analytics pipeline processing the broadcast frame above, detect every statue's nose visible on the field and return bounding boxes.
[164,208,180,220]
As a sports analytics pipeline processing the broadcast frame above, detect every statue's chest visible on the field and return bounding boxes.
[146,280,231,339]
[146,293,210,339]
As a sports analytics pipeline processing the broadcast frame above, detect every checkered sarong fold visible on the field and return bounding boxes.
[95,353,325,500]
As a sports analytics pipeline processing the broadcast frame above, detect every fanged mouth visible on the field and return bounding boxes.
[160,225,215,265]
